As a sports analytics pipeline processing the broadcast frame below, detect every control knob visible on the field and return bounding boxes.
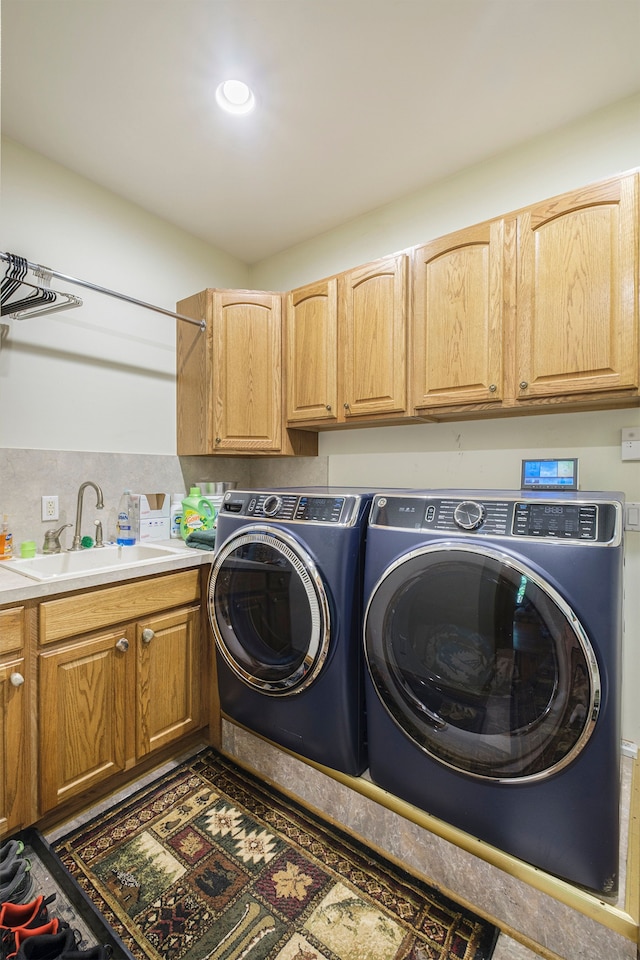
[262,495,283,517]
[453,500,485,530]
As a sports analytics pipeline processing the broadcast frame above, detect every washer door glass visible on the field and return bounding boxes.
[209,526,330,695]
[364,544,600,781]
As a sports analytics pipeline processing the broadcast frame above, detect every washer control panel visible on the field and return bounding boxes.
[371,494,619,544]
[512,501,598,540]
[220,490,353,524]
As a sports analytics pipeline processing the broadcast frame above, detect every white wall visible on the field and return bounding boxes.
[0,138,249,454]
[251,93,640,290]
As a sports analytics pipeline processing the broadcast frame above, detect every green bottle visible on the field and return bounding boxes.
[180,486,215,540]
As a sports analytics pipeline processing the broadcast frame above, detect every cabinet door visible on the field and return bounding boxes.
[515,174,638,400]
[339,254,408,419]
[286,278,338,423]
[39,630,129,814]
[213,291,283,452]
[413,220,506,409]
[0,659,28,837]
[136,605,202,758]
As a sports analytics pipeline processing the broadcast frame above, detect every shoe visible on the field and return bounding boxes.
[0,896,56,931]
[60,949,112,960]
[3,921,61,960]
[13,930,78,960]
[0,862,33,907]
[0,844,24,872]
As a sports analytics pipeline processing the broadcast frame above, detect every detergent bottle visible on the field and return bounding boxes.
[180,487,215,540]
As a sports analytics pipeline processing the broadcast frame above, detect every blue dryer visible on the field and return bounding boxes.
[208,488,374,776]
[362,490,624,894]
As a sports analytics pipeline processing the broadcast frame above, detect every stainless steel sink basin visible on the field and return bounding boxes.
[3,542,186,582]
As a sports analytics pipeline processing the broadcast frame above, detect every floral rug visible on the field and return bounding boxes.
[54,749,498,960]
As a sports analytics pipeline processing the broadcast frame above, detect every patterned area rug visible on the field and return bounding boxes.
[54,749,498,960]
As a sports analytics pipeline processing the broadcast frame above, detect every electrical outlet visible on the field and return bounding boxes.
[41,495,59,521]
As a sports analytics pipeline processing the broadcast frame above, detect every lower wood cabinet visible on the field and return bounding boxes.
[37,570,206,815]
[135,606,202,759]
[0,606,29,838]
[39,628,128,812]
[0,655,28,836]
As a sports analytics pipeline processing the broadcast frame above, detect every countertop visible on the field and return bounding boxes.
[0,539,215,605]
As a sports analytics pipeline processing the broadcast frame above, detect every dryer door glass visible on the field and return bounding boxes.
[364,543,600,781]
[209,528,330,694]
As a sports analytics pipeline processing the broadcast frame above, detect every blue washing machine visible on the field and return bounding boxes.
[362,489,624,894]
[208,488,374,776]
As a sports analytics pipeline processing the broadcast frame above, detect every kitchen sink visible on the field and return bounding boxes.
[3,542,187,582]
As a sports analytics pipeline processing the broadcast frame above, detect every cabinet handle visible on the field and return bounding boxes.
[519,381,529,390]
[325,404,332,411]
[142,628,155,644]
[489,384,497,393]
[9,672,24,687]
[343,402,350,410]
[115,637,129,652]
[215,437,221,444]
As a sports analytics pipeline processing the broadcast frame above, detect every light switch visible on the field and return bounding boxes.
[624,503,640,532]
[621,427,640,461]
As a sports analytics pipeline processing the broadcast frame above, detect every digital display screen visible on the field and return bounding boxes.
[521,458,578,491]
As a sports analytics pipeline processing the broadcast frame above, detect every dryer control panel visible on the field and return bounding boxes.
[371,494,621,544]
[220,490,362,526]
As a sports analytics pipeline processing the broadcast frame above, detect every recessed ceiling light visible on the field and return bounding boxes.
[215,79,255,115]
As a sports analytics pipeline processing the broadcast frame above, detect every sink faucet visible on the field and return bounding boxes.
[43,523,72,554]
[70,481,104,551]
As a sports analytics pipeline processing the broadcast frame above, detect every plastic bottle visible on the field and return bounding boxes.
[170,493,185,539]
[180,486,215,540]
[116,490,136,546]
[0,515,13,560]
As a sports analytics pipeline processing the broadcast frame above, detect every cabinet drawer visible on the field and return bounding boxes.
[0,607,24,656]
[39,569,201,645]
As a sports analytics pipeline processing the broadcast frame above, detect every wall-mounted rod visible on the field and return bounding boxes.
[0,251,206,330]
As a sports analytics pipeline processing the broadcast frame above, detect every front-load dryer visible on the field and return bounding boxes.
[209,488,374,775]
[362,489,624,894]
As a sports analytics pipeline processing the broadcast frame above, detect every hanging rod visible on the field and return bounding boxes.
[0,251,206,330]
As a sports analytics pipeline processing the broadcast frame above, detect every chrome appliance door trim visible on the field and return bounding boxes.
[364,540,601,782]
[209,524,330,695]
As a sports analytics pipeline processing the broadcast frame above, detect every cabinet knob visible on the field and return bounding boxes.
[343,402,350,410]
[215,437,221,444]
[519,381,529,390]
[142,628,155,644]
[489,384,497,393]
[115,637,129,652]
[325,404,332,411]
[9,672,24,687]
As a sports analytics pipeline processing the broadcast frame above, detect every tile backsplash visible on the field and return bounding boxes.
[0,448,327,553]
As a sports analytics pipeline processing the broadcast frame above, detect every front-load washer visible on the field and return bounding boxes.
[208,487,374,776]
[362,489,624,894]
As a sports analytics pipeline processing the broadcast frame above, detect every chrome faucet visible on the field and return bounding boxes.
[42,523,72,554]
[70,481,104,551]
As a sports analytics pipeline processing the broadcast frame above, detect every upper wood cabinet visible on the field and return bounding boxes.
[412,219,508,411]
[513,174,638,403]
[177,289,317,457]
[286,278,338,423]
[286,253,410,426]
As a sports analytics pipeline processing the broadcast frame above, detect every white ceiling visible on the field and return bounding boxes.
[2,0,639,264]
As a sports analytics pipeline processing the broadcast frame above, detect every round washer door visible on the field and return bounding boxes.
[364,542,600,782]
[209,524,330,695]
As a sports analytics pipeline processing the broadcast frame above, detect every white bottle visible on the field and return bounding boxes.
[170,493,185,539]
[116,490,136,546]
